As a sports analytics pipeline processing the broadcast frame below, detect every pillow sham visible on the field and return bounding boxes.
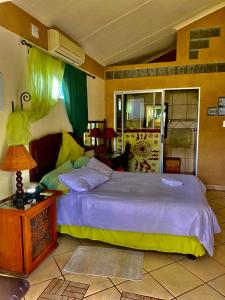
[87,157,113,177]
[40,160,74,192]
[73,156,90,169]
[56,131,84,167]
[59,167,109,192]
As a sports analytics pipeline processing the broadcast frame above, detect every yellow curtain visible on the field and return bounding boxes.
[6,47,65,146]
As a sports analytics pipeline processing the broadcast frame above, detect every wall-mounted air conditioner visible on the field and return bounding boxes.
[48,29,85,66]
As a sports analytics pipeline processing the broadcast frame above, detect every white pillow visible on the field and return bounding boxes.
[58,167,109,192]
[87,157,113,177]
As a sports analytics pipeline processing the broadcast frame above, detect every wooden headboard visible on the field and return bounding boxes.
[29,120,107,182]
[29,132,80,182]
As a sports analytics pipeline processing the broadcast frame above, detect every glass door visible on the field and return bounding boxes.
[115,90,165,173]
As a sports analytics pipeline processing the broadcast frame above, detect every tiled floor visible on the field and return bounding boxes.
[24,190,225,300]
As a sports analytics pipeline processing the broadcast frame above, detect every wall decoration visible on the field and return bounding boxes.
[0,72,3,111]
[218,107,225,116]
[189,27,221,60]
[207,107,218,116]
[117,130,160,173]
[218,97,225,107]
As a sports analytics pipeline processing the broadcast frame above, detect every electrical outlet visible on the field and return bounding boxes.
[31,24,39,39]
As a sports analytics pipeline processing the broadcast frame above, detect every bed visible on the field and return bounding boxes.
[29,132,220,257]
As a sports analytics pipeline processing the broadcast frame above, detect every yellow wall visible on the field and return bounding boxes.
[105,7,225,186]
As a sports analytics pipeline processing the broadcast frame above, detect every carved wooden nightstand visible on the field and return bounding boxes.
[0,190,60,275]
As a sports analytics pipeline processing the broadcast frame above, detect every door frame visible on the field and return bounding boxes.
[114,87,200,175]
[114,89,165,172]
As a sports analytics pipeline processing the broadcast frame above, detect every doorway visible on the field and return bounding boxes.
[164,89,199,175]
[114,88,199,174]
[115,90,165,173]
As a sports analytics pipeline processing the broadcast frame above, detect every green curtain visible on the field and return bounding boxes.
[62,63,88,139]
[26,47,64,122]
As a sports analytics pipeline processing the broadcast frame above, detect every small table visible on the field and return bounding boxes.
[0,190,60,275]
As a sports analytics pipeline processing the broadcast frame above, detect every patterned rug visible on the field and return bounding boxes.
[37,279,165,300]
[121,292,165,300]
[37,278,89,299]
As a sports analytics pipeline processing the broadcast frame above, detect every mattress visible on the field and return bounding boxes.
[57,171,220,255]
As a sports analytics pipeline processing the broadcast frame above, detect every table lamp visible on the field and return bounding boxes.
[103,128,117,153]
[0,145,37,202]
[89,127,102,146]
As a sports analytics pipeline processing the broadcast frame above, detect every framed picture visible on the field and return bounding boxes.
[218,97,225,107]
[218,107,225,116]
[0,72,3,111]
[207,107,218,116]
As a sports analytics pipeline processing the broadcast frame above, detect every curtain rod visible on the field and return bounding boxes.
[20,39,96,79]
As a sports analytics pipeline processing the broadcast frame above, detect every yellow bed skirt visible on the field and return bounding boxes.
[58,225,205,257]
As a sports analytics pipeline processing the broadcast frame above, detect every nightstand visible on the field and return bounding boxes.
[0,191,60,275]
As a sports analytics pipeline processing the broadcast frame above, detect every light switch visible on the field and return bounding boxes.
[31,24,39,39]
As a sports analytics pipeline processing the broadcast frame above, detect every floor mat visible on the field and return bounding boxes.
[63,245,144,280]
[37,278,89,299]
[121,291,165,300]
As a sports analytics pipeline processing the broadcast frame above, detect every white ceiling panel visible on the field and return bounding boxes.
[12,0,225,66]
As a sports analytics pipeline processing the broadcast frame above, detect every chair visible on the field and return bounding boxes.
[0,275,29,299]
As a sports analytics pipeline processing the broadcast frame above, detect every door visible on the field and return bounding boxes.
[115,90,165,173]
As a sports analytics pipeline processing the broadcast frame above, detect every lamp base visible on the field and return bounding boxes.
[16,170,24,198]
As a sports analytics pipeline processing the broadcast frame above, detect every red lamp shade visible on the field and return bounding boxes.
[103,128,117,138]
[0,145,37,199]
[89,128,102,138]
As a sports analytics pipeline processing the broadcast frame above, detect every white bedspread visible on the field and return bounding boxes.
[57,172,220,255]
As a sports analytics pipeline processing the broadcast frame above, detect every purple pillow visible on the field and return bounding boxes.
[58,167,109,192]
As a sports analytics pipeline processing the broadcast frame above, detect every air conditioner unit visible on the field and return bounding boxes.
[48,29,85,66]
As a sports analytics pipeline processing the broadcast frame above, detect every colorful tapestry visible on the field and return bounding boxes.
[117,130,160,173]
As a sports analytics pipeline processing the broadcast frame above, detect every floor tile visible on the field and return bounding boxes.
[27,255,62,285]
[212,244,225,266]
[150,262,203,297]
[214,213,225,224]
[178,255,225,282]
[52,233,81,255]
[54,250,74,272]
[208,199,225,211]
[117,273,173,299]
[109,277,129,285]
[206,191,221,200]
[217,208,225,217]
[64,273,113,296]
[176,284,225,299]
[206,191,225,200]
[167,253,186,262]
[25,276,65,299]
[208,274,225,296]
[214,239,223,246]
[215,228,225,243]
[25,279,52,300]
[144,251,175,272]
[84,287,121,299]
